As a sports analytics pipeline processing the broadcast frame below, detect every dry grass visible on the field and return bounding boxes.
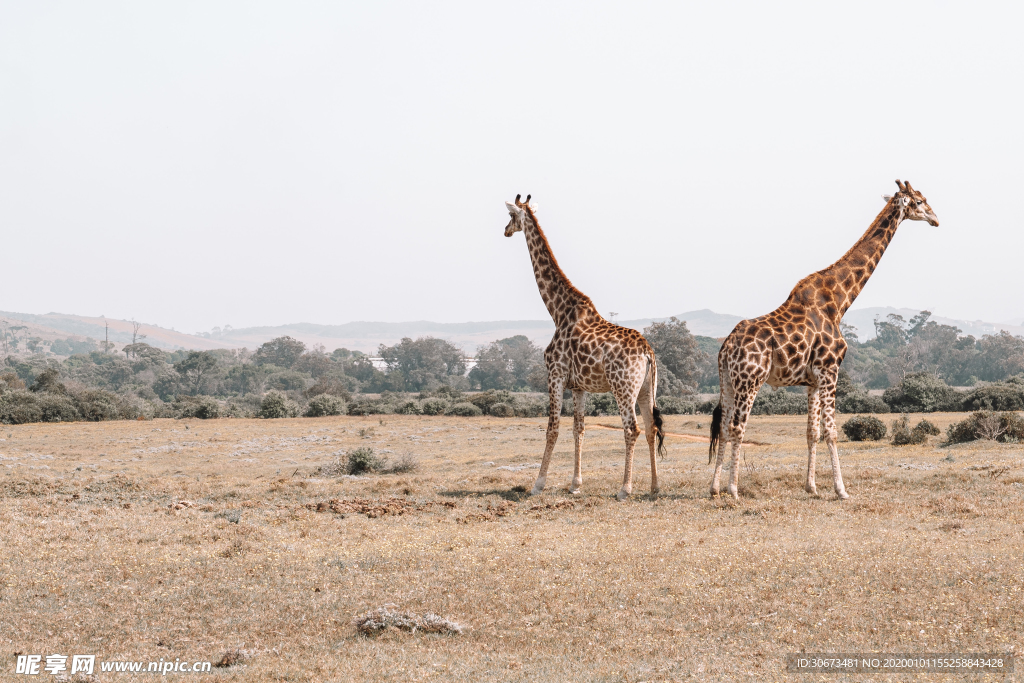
[1,413,1022,681]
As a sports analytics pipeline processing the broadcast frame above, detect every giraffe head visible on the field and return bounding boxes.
[504,193,534,237]
[883,179,939,226]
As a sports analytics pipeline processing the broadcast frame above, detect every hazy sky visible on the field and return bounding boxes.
[2,2,1022,333]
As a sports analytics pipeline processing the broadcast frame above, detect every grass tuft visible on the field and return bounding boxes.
[354,606,464,636]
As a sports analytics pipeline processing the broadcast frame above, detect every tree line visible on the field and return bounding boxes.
[1,311,1022,424]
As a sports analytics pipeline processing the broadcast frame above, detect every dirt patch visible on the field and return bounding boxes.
[457,500,516,523]
[305,497,456,518]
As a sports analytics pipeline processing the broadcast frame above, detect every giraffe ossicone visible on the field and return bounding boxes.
[709,180,939,500]
[503,194,665,500]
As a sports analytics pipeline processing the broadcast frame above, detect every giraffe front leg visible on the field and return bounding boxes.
[805,387,822,495]
[532,376,564,496]
[818,370,849,500]
[570,390,586,494]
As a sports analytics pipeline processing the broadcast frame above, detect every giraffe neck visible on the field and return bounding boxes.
[521,208,595,327]
[823,198,906,317]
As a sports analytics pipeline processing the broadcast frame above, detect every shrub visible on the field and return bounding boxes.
[447,402,483,417]
[176,396,221,419]
[258,391,299,419]
[696,399,718,414]
[468,390,516,415]
[837,392,890,414]
[915,419,941,437]
[395,400,422,415]
[115,395,148,421]
[420,398,450,416]
[489,402,515,417]
[304,377,352,401]
[516,399,548,417]
[347,399,390,416]
[30,367,68,395]
[0,371,26,392]
[36,394,81,422]
[305,394,346,417]
[588,393,619,416]
[751,387,806,415]
[841,415,886,441]
[946,411,1024,444]
[657,396,696,415]
[960,383,1024,412]
[433,385,464,401]
[388,453,419,473]
[889,415,938,446]
[0,391,43,424]
[883,373,961,413]
[347,447,386,475]
[75,390,121,421]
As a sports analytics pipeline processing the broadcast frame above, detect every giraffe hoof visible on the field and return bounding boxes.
[531,476,546,496]
[836,489,850,500]
[709,488,720,498]
[728,485,738,499]
[805,484,817,495]
[616,488,630,501]
[569,487,581,495]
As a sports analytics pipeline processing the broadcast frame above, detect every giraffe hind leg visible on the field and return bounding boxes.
[637,375,659,496]
[570,389,586,494]
[726,390,757,500]
[615,389,642,501]
[806,385,822,495]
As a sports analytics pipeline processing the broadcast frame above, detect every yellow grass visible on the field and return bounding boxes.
[1,413,1022,681]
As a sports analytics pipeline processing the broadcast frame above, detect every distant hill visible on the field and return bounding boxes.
[3,307,1021,357]
[0,311,230,352]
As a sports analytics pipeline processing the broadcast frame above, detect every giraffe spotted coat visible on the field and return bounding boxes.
[504,195,665,500]
[710,180,940,500]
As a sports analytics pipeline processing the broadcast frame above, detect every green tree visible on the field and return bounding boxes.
[253,336,307,369]
[378,337,466,392]
[469,335,543,390]
[972,331,1024,382]
[174,351,217,396]
[225,363,268,395]
[643,317,708,396]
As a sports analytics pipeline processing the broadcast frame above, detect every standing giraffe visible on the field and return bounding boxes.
[504,194,665,500]
[709,180,940,500]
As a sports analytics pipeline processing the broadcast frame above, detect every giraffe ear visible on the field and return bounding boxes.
[882,194,893,202]
[505,201,524,216]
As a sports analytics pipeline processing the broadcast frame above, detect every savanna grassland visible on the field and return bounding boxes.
[1,413,1022,682]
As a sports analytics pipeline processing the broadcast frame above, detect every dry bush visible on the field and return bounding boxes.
[890,415,938,445]
[841,415,886,441]
[946,411,1024,444]
[214,649,252,667]
[354,606,464,636]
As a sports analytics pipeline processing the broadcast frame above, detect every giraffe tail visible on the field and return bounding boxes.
[708,403,722,465]
[652,406,666,458]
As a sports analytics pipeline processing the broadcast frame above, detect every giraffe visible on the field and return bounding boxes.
[709,180,940,500]
[504,194,665,500]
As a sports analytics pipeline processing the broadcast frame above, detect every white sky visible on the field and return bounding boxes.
[2,1,1022,333]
